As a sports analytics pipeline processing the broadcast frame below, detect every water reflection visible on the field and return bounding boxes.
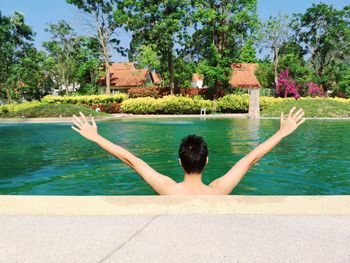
[0,119,349,195]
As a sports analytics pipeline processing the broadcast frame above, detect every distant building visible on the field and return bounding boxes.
[51,83,80,96]
[229,63,261,119]
[229,63,261,89]
[191,73,204,89]
[99,62,161,94]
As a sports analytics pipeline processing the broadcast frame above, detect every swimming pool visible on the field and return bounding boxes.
[0,118,349,195]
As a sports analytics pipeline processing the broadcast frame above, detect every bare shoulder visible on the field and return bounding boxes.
[163,183,221,195]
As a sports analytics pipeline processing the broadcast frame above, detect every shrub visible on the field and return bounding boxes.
[121,96,213,114]
[180,88,226,99]
[91,103,122,113]
[42,94,127,105]
[276,68,301,99]
[306,82,324,97]
[158,96,212,114]
[0,102,107,118]
[216,94,250,113]
[128,87,160,98]
[121,97,160,114]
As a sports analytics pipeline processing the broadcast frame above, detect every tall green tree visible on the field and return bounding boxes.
[292,3,350,90]
[67,0,126,94]
[190,0,258,97]
[0,11,35,102]
[255,14,292,88]
[43,20,79,95]
[75,37,103,94]
[116,0,192,95]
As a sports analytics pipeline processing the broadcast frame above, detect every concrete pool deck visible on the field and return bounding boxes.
[1,196,350,262]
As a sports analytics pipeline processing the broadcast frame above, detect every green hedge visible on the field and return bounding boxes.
[0,101,107,118]
[121,96,213,114]
[42,94,127,105]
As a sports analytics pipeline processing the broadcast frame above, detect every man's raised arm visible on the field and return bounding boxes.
[209,107,305,195]
[71,112,176,194]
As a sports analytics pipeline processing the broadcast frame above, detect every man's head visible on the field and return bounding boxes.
[179,135,208,174]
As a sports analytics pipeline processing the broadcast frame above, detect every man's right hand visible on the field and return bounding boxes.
[278,106,305,138]
[71,112,100,142]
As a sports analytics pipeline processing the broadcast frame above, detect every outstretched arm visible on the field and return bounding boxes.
[71,112,176,194]
[209,107,305,195]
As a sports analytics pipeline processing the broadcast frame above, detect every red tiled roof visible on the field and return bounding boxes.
[229,63,261,88]
[192,73,204,81]
[100,62,157,88]
[151,72,161,84]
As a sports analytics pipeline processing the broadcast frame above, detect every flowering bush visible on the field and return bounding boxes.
[306,82,324,97]
[276,68,301,99]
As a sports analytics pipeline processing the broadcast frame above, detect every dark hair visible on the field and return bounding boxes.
[179,135,208,174]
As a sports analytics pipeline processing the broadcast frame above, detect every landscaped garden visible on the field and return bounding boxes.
[1,92,350,118]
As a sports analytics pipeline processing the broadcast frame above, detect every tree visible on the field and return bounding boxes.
[135,44,161,73]
[43,20,79,95]
[117,0,192,95]
[67,0,126,94]
[292,3,350,91]
[75,37,103,94]
[255,14,292,89]
[190,0,258,97]
[0,11,36,103]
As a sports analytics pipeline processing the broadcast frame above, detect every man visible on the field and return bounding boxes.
[72,107,305,195]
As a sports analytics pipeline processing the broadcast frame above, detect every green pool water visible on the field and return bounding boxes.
[0,118,349,195]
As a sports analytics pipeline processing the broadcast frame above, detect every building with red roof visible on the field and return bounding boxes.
[229,63,261,89]
[99,62,161,93]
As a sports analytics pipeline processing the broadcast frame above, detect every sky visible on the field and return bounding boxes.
[0,0,348,61]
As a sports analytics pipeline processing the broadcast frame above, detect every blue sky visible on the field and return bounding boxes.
[0,0,348,61]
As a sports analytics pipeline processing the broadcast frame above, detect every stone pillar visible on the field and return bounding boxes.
[249,88,260,118]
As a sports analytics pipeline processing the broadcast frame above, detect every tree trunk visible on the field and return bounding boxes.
[273,47,279,88]
[168,52,175,95]
[105,60,110,95]
[6,88,12,104]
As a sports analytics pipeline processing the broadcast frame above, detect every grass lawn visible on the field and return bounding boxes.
[261,98,350,118]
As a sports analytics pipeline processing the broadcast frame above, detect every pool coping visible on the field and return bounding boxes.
[1,114,349,123]
[1,195,349,215]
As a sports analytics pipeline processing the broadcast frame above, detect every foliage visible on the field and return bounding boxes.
[0,11,37,102]
[306,82,324,97]
[118,0,192,95]
[216,94,250,113]
[255,62,275,89]
[128,87,161,98]
[276,68,301,99]
[67,0,127,94]
[255,14,292,87]
[0,101,107,118]
[180,88,225,99]
[191,0,258,95]
[135,44,161,73]
[91,103,122,113]
[121,95,212,114]
[41,94,127,105]
[43,20,79,95]
[292,3,350,91]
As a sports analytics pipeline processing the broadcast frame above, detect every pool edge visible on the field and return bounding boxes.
[1,195,349,215]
